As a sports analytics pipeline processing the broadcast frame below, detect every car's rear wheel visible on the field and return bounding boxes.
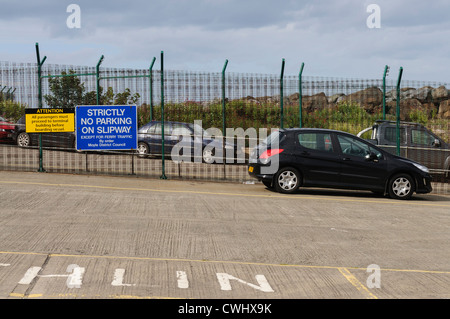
[17,132,30,147]
[388,173,415,200]
[275,167,300,194]
[137,142,149,157]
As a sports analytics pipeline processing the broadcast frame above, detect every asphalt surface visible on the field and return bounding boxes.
[0,171,450,300]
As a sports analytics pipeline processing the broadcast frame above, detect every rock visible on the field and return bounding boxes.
[339,87,383,113]
[386,98,426,121]
[328,93,345,104]
[431,86,449,102]
[289,93,300,101]
[385,89,397,102]
[400,87,417,100]
[438,100,450,119]
[412,86,433,103]
[302,92,328,113]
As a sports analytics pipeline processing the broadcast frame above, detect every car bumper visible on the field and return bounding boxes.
[0,131,14,143]
[415,174,433,194]
[248,164,274,182]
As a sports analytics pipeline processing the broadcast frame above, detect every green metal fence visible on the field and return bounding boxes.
[0,44,449,195]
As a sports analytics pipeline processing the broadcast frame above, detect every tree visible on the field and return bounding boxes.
[44,69,140,108]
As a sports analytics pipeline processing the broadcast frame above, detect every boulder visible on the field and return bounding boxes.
[339,87,383,113]
[302,92,328,113]
[412,86,433,103]
[438,100,450,119]
[328,93,345,104]
[387,98,427,121]
[400,87,417,100]
[431,86,449,102]
[289,93,300,101]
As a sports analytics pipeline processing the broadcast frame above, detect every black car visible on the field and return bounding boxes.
[13,116,76,149]
[248,128,432,200]
[137,121,245,164]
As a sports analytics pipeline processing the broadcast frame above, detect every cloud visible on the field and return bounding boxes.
[0,0,449,82]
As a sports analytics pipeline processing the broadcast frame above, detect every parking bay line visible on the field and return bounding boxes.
[0,180,449,208]
[338,267,378,299]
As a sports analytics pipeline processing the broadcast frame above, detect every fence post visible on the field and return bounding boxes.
[299,62,305,128]
[396,67,403,156]
[149,57,156,121]
[383,65,390,120]
[280,58,285,129]
[35,43,47,173]
[160,51,167,180]
[222,59,228,177]
[96,55,104,105]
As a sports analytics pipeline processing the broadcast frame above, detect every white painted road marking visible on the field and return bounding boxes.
[111,268,136,287]
[216,273,274,292]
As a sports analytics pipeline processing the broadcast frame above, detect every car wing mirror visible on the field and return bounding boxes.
[365,152,378,162]
[433,139,441,147]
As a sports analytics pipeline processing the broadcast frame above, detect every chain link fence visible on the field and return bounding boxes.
[0,60,449,194]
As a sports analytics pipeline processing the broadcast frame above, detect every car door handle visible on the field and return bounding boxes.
[342,157,351,161]
[300,151,310,156]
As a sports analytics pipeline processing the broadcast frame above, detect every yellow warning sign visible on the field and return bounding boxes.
[25,108,75,133]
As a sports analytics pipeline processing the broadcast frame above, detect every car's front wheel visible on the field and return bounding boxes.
[17,132,30,147]
[388,173,415,200]
[275,167,301,194]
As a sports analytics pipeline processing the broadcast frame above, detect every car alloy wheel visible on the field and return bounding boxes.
[275,167,300,194]
[389,173,414,200]
[203,148,215,164]
[137,142,149,157]
[17,132,30,147]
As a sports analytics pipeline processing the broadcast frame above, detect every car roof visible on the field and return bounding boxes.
[146,120,191,125]
[280,127,353,135]
[374,120,425,128]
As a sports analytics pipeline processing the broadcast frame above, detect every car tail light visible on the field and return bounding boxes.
[260,149,284,159]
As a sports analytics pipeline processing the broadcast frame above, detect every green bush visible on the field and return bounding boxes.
[0,100,26,122]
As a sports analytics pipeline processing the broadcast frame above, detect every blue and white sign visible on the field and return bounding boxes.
[76,105,137,151]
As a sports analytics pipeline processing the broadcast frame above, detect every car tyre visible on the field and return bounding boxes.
[275,167,301,194]
[137,142,150,157]
[202,148,215,164]
[262,180,273,189]
[17,132,30,147]
[388,173,415,200]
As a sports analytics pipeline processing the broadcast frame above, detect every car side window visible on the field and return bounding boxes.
[298,133,334,152]
[384,127,406,144]
[411,129,435,146]
[338,135,382,159]
[153,123,171,135]
[172,124,192,136]
[147,124,156,134]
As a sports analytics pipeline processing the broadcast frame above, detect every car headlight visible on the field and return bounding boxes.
[412,162,429,173]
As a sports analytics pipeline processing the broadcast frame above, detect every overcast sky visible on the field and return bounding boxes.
[1,0,449,82]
